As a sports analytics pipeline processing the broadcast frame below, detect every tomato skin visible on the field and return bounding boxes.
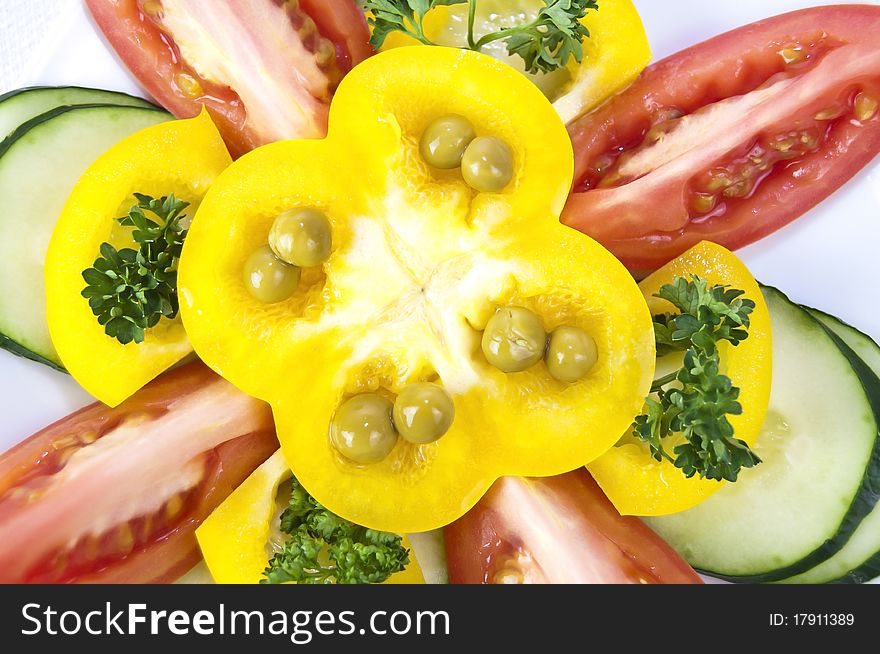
[70,433,275,584]
[85,0,371,156]
[0,361,277,584]
[562,5,880,274]
[87,0,247,155]
[445,470,701,584]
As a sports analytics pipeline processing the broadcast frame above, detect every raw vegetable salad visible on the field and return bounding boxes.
[0,0,878,585]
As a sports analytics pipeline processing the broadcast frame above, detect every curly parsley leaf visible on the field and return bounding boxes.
[263,476,409,584]
[652,275,755,357]
[363,0,468,48]
[632,275,761,482]
[361,0,597,74]
[498,0,596,74]
[81,194,189,345]
[263,525,329,585]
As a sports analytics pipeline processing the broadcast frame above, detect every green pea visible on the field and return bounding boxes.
[330,394,398,464]
[393,383,455,444]
[269,208,332,268]
[461,136,514,193]
[546,326,598,383]
[419,114,476,169]
[243,245,301,304]
[481,307,547,373]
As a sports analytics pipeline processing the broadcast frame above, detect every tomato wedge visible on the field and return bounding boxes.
[86,0,372,156]
[562,5,880,274]
[0,362,276,583]
[444,470,701,584]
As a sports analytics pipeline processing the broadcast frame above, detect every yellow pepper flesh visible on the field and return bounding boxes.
[588,241,773,516]
[552,0,652,123]
[45,110,231,406]
[180,46,655,534]
[196,450,425,584]
[378,0,652,123]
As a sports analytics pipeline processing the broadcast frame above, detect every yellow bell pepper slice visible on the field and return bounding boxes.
[588,241,773,516]
[179,46,655,534]
[378,0,651,123]
[196,450,424,584]
[45,110,231,407]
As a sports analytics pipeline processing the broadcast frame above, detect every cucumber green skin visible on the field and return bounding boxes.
[0,104,104,370]
[0,332,65,372]
[801,307,880,584]
[831,558,880,584]
[0,102,169,372]
[0,85,157,106]
[704,286,880,583]
[0,86,157,138]
[0,102,167,156]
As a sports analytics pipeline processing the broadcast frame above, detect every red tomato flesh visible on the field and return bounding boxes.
[445,470,701,584]
[563,5,880,274]
[300,0,375,71]
[0,362,277,584]
[86,0,372,156]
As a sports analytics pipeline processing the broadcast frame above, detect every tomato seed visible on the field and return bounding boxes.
[855,93,879,121]
[80,430,98,444]
[655,107,684,122]
[723,181,751,199]
[493,568,525,584]
[814,107,842,121]
[701,170,731,192]
[298,15,317,40]
[645,121,675,144]
[140,514,155,542]
[5,487,33,503]
[82,534,101,562]
[314,39,336,69]
[51,435,78,450]
[174,72,203,99]
[141,0,163,17]
[690,193,717,215]
[597,172,622,188]
[778,46,806,65]
[800,132,819,149]
[770,137,795,153]
[165,493,185,520]
[116,524,135,555]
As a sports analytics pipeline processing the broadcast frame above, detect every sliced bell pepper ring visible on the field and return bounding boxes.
[588,241,773,516]
[551,0,651,123]
[179,46,655,533]
[196,450,425,584]
[45,110,231,407]
[377,0,651,124]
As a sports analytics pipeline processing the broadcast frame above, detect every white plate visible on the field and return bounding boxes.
[0,0,878,579]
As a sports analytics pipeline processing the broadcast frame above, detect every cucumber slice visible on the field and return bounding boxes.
[646,286,880,582]
[0,104,170,369]
[0,86,156,140]
[779,309,880,583]
[407,530,448,584]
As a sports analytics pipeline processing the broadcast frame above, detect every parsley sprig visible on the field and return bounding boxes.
[263,476,410,584]
[81,194,189,345]
[362,0,598,74]
[632,276,762,482]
